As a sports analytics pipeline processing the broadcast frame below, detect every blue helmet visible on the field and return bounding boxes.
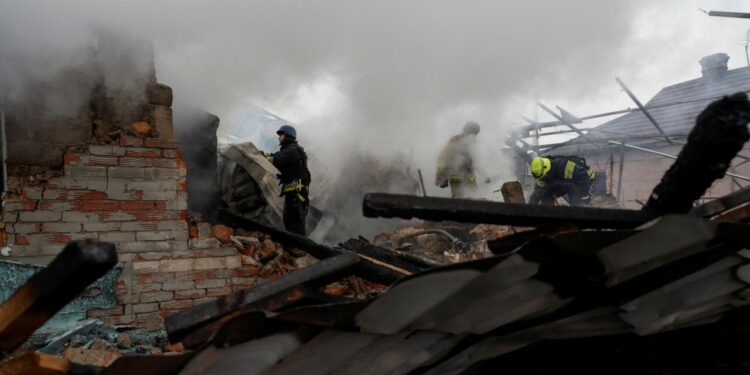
[276,125,297,139]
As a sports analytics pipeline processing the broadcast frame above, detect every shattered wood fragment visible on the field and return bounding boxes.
[0,352,69,375]
[500,181,526,204]
[363,193,654,229]
[339,238,436,273]
[644,93,750,214]
[0,240,117,357]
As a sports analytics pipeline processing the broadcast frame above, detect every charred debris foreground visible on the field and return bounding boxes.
[3,95,750,374]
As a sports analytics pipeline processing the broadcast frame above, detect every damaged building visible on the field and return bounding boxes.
[3,24,750,375]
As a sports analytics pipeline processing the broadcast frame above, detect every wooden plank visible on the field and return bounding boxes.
[363,193,656,229]
[0,352,69,375]
[0,241,117,356]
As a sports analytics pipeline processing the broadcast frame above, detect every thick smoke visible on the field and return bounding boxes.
[2,1,749,241]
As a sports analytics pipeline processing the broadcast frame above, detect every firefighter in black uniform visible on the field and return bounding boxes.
[268,125,311,235]
[529,155,594,206]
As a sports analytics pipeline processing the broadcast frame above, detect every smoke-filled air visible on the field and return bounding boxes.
[2,0,750,242]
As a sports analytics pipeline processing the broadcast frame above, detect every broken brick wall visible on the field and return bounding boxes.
[1,133,268,330]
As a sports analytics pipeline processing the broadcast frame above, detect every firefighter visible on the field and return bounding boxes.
[528,155,594,206]
[435,121,481,198]
[268,125,311,235]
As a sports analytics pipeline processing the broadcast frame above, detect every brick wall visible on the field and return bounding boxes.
[0,135,268,330]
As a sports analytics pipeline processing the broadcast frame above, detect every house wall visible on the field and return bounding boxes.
[0,134,266,330]
[576,144,750,209]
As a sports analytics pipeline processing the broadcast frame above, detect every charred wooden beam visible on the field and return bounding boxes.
[0,240,117,357]
[339,238,438,273]
[363,193,656,229]
[706,10,750,19]
[165,252,360,343]
[643,93,750,214]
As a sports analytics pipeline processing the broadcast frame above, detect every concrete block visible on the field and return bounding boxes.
[48,177,107,191]
[69,232,98,241]
[194,257,225,270]
[89,145,127,156]
[133,261,160,274]
[175,289,205,300]
[143,168,180,180]
[152,105,174,139]
[160,299,193,311]
[3,200,38,211]
[159,259,192,272]
[40,244,66,256]
[9,223,39,234]
[42,190,67,200]
[225,256,241,269]
[139,291,173,303]
[141,191,177,201]
[132,303,159,314]
[22,187,43,200]
[108,167,145,179]
[126,181,179,191]
[99,232,136,242]
[3,212,18,223]
[190,238,220,249]
[63,212,101,222]
[120,221,159,231]
[83,222,121,232]
[42,222,82,233]
[155,220,188,232]
[165,197,188,211]
[119,157,178,169]
[147,83,173,106]
[79,155,119,166]
[161,280,194,291]
[64,165,107,177]
[19,211,61,222]
[163,149,179,158]
[195,279,226,289]
[118,241,172,253]
[101,212,137,222]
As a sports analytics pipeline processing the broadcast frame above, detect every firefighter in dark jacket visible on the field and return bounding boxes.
[269,125,311,235]
[529,155,593,206]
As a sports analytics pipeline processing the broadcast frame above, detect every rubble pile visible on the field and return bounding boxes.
[372,222,506,264]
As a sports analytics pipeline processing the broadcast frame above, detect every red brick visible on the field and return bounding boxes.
[160,299,193,310]
[83,155,119,166]
[177,180,187,191]
[0,232,6,246]
[176,159,187,170]
[64,153,81,165]
[143,139,179,149]
[120,201,156,211]
[69,191,107,200]
[234,267,260,277]
[133,191,144,200]
[15,235,28,245]
[175,289,206,300]
[79,200,120,211]
[49,234,72,243]
[154,202,167,211]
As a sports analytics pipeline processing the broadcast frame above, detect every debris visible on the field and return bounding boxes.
[644,93,750,214]
[211,224,234,242]
[64,347,121,367]
[130,122,152,137]
[0,241,117,357]
[115,334,132,349]
[0,351,68,375]
[500,181,526,203]
[38,319,101,355]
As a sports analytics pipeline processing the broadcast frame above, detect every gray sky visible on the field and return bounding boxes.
[2,0,750,197]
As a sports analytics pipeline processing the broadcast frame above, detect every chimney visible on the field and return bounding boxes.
[699,53,729,79]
